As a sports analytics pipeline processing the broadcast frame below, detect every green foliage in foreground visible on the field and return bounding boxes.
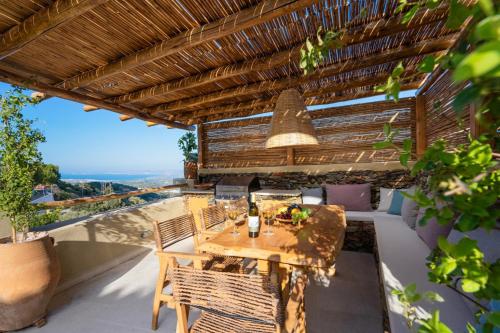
[300,0,499,332]
[34,163,61,185]
[0,87,57,236]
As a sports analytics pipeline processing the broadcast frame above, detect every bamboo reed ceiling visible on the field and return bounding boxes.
[0,0,465,129]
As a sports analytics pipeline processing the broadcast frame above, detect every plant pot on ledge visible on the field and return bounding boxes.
[184,161,198,180]
[0,235,61,331]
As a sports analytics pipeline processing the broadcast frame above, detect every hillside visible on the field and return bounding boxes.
[54,181,138,200]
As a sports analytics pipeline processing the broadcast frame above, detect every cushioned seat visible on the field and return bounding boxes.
[345,210,375,222]
[374,214,474,333]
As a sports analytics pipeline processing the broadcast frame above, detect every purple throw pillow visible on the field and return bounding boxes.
[325,183,372,211]
[416,207,454,249]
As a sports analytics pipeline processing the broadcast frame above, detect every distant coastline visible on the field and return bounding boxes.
[60,173,181,188]
[62,173,165,182]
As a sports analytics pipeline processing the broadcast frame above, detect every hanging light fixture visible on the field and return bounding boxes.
[265,88,319,149]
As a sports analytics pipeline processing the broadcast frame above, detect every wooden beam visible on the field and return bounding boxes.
[146,121,159,127]
[109,5,449,105]
[178,71,422,123]
[198,87,420,123]
[469,102,482,139]
[31,91,47,100]
[286,148,295,166]
[197,124,205,168]
[119,115,133,121]
[83,105,99,112]
[58,0,317,90]
[415,94,427,157]
[150,36,453,115]
[0,0,109,60]
[184,81,420,122]
[0,69,194,131]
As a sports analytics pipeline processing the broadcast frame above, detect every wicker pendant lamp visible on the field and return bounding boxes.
[265,88,319,149]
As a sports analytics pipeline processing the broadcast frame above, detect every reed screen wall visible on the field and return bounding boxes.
[200,98,416,169]
[423,71,471,148]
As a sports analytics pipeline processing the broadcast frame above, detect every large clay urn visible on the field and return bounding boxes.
[184,161,198,180]
[0,235,61,331]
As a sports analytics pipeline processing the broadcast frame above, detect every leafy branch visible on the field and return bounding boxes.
[299,0,500,332]
[0,87,58,242]
[177,132,198,162]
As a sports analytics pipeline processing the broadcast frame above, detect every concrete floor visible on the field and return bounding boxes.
[24,240,383,333]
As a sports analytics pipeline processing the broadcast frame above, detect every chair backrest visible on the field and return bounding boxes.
[153,213,195,251]
[184,195,210,233]
[200,204,226,231]
[169,259,282,327]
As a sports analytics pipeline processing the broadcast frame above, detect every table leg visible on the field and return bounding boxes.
[257,259,270,274]
[285,271,308,333]
[278,263,292,304]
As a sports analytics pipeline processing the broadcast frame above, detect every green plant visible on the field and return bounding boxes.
[0,87,57,242]
[177,132,198,163]
[34,163,61,185]
[300,1,499,332]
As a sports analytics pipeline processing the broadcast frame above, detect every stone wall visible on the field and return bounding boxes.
[201,169,415,208]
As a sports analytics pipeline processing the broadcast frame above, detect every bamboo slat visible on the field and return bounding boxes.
[58,0,317,90]
[423,71,470,148]
[0,0,466,127]
[108,5,450,105]
[201,98,415,168]
[0,0,109,60]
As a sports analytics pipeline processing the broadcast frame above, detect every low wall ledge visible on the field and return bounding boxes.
[199,161,414,175]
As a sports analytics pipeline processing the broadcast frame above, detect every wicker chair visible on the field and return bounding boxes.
[165,252,300,333]
[200,204,226,230]
[151,214,244,330]
[151,214,196,330]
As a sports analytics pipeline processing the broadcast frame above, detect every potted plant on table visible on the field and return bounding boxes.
[0,87,60,331]
[177,132,198,180]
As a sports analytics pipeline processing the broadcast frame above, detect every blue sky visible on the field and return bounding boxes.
[0,83,186,177]
[0,82,416,176]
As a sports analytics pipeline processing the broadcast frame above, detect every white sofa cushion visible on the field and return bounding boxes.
[378,187,395,211]
[345,211,375,222]
[374,214,473,333]
[301,187,324,205]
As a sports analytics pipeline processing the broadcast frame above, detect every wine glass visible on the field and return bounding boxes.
[262,209,274,236]
[227,206,240,236]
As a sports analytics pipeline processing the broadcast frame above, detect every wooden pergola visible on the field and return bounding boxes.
[0,0,475,172]
[0,1,462,128]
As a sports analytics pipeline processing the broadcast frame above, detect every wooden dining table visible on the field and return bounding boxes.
[197,204,347,333]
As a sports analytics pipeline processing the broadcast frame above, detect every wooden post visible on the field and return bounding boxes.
[197,124,205,168]
[415,95,427,157]
[287,147,295,166]
[469,103,481,139]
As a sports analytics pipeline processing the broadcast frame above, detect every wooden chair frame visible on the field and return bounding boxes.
[166,252,304,333]
[151,214,197,330]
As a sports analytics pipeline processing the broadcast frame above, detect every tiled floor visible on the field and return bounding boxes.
[24,239,383,333]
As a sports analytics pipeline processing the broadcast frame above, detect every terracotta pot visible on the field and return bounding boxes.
[184,161,198,180]
[0,235,61,331]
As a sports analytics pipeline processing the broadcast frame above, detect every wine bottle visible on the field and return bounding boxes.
[248,193,259,238]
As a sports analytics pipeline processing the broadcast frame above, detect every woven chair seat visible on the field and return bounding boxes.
[191,311,277,333]
[203,254,247,273]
